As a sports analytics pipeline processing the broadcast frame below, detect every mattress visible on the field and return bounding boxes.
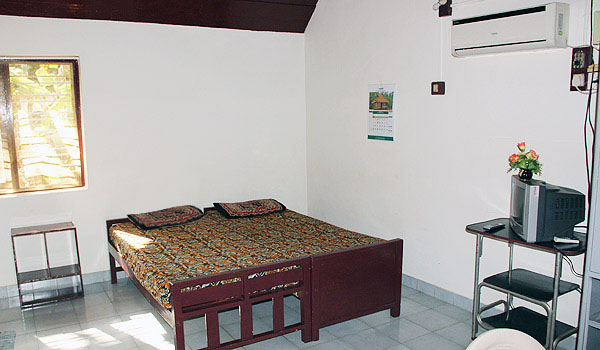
[109,209,383,309]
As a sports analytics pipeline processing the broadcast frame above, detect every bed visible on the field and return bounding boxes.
[106,207,403,349]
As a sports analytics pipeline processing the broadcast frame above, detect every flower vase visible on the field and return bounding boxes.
[518,169,533,181]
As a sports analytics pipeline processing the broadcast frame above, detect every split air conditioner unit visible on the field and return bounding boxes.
[451,3,569,57]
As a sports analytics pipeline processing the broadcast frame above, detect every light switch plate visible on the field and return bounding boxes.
[431,81,446,95]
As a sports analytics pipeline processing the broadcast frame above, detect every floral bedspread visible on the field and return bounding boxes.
[109,209,383,309]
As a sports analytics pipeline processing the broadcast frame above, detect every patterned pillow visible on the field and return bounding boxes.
[214,199,286,218]
[127,205,204,230]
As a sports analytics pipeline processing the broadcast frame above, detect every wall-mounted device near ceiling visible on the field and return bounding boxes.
[451,3,569,57]
[434,0,452,17]
[433,0,447,10]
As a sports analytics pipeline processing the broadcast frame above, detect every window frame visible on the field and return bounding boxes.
[0,57,85,196]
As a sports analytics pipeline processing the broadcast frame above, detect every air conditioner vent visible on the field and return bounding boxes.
[451,3,569,57]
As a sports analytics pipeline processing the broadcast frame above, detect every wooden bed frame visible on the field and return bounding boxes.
[106,215,403,350]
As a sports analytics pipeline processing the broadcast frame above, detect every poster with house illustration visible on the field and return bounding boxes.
[368,83,395,141]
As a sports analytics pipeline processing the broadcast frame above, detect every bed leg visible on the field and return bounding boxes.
[109,254,118,284]
[300,291,312,343]
[390,303,401,317]
[174,319,185,350]
[311,328,319,341]
[301,328,312,343]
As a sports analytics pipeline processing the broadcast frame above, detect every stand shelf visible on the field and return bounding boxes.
[482,307,576,346]
[17,264,82,284]
[11,222,84,308]
[21,285,83,307]
[467,218,585,350]
[482,269,579,302]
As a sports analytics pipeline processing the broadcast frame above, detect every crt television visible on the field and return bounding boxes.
[509,175,585,243]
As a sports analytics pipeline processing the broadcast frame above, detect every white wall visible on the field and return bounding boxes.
[305,0,593,325]
[0,16,308,286]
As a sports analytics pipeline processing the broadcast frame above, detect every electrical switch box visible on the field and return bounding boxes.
[570,46,593,92]
[431,81,446,95]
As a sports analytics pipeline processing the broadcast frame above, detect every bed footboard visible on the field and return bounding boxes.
[310,239,403,340]
[170,257,312,350]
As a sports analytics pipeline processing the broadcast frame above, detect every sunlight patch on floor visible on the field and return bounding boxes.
[111,312,174,350]
[37,329,90,349]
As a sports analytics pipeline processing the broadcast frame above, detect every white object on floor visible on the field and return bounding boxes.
[466,329,544,350]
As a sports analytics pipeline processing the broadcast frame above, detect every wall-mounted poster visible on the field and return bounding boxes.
[368,83,395,141]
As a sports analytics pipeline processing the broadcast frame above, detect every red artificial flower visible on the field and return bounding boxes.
[517,142,526,151]
[528,150,539,160]
[509,154,519,163]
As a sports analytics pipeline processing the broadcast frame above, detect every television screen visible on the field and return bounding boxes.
[510,181,525,226]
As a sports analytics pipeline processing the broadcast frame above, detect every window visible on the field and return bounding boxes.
[0,58,84,195]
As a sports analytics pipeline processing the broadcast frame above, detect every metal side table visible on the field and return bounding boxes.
[466,218,585,350]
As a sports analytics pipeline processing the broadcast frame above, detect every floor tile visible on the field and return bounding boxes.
[406,292,447,308]
[284,328,335,348]
[13,333,40,350]
[6,297,20,309]
[32,301,74,317]
[138,343,176,350]
[374,318,430,343]
[386,345,413,350]
[401,286,419,297]
[243,335,299,350]
[184,327,233,349]
[435,321,473,347]
[434,303,472,322]
[252,300,273,318]
[222,316,271,339]
[218,307,241,326]
[0,307,33,323]
[71,291,112,308]
[0,297,20,311]
[358,310,397,327]
[183,315,206,335]
[35,323,82,338]
[322,318,370,338]
[403,333,463,350]
[404,309,459,332]
[303,339,354,350]
[398,299,428,318]
[35,324,84,349]
[77,324,139,350]
[284,295,301,310]
[75,303,119,323]
[79,316,137,341]
[82,282,106,295]
[338,328,399,350]
[284,307,302,326]
[34,310,79,332]
[112,297,153,315]
[0,317,37,335]
[135,333,176,350]
[117,315,175,349]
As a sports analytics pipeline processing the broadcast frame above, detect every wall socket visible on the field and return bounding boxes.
[570,47,593,92]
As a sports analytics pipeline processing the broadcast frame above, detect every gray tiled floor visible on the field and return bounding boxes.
[0,280,573,350]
